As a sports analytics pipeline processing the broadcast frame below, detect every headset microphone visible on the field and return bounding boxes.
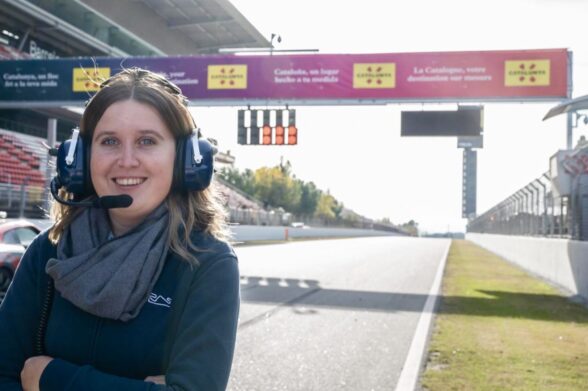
[95,194,133,209]
[50,177,133,209]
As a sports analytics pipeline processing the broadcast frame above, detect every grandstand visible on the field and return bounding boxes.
[0,0,271,218]
[0,129,49,217]
[0,44,29,60]
[215,178,289,226]
[0,132,45,186]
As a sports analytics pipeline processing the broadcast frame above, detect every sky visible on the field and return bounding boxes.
[190,0,588,233]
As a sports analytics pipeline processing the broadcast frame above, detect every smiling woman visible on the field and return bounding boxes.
[90,100,177,235]
[0,68,240,391]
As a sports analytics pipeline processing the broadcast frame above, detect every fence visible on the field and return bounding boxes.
[229,207,292,226]
[0,118,47,140]
[468,145,588,241]
[218,177,402,232]
[1,130,401,232]
[0,182,48,218]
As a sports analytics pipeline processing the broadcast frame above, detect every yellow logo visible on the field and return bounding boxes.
[72,67,111,92]
[353,63,396,89]
[504,60,550,87]
[208,65,247,89]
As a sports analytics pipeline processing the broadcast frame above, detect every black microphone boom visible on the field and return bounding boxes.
[93,195,133,209]
[50,178,133,209]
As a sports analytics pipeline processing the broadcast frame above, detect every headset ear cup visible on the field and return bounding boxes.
[55,136,88,198]
[182,135,214,191]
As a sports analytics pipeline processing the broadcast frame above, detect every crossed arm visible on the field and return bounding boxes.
[0,236,240,391]
[20,358,165,390]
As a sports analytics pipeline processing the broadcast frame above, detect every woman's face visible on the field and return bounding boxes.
[90,99,176,233]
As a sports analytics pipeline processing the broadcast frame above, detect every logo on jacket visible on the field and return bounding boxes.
[148,293,172,308]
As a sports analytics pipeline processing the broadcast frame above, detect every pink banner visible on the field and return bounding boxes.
[0,48,570,106]
[240,48,569,101]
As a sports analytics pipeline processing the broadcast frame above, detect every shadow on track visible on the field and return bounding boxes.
[240,275,588,323]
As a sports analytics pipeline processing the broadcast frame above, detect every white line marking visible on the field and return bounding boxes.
[394,240,451,391]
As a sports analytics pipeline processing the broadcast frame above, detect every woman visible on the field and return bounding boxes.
[0,68,240,390]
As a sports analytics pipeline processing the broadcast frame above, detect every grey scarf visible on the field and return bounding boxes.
[46,203,169,322]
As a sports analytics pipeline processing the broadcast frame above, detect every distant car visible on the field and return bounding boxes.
[0,220,41,294]
[290,222,310,229]
[0,243,26,294]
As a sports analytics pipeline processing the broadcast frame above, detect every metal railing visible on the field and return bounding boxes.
[468,147,588,241]
[0,118,47,139]
[0,182,47,218]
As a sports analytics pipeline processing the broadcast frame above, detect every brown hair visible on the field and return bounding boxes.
[49,68,230,265]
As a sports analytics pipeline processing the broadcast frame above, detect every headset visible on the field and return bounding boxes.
[50,126,216,209]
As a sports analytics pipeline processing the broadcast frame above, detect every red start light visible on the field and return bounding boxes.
[288,126,298,145]
[275,125,285,144]
[262,125,272,145]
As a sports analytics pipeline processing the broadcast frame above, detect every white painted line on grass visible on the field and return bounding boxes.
[394,240,451,391]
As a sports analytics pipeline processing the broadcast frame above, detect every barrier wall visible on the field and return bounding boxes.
[29,219,401,242]
[466,233,588,301]
[231,225,399,242]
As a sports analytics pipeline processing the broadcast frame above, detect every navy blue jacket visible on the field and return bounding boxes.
[0,229,240,390]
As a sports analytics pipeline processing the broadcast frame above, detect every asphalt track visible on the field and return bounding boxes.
[229,236,450,391]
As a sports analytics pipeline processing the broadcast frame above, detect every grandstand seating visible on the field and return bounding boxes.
[216,179,264,211]
[0,131,46,186]
[0,44,30,60]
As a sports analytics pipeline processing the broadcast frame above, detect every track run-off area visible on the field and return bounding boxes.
[229,236,450,391]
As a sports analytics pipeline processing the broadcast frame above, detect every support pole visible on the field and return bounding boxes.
[45,118,57,213]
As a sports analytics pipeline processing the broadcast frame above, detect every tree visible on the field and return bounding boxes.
[239,168,256,196]
[294,180,321,218]
[332,198,344,220]
[279,157,293,176]
[253,166,301,210]
[218,167,256,197]
[400,220,419,236]
[219,163,354,226]
[315,192,336,222]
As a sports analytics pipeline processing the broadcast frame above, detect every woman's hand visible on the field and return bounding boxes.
[21,356,53,391]
[145,375,166,384]
[21,356,164,389]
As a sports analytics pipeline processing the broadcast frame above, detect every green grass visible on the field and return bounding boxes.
[421,240,588,391]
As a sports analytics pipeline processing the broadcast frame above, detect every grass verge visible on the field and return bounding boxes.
[420,240,588,391]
